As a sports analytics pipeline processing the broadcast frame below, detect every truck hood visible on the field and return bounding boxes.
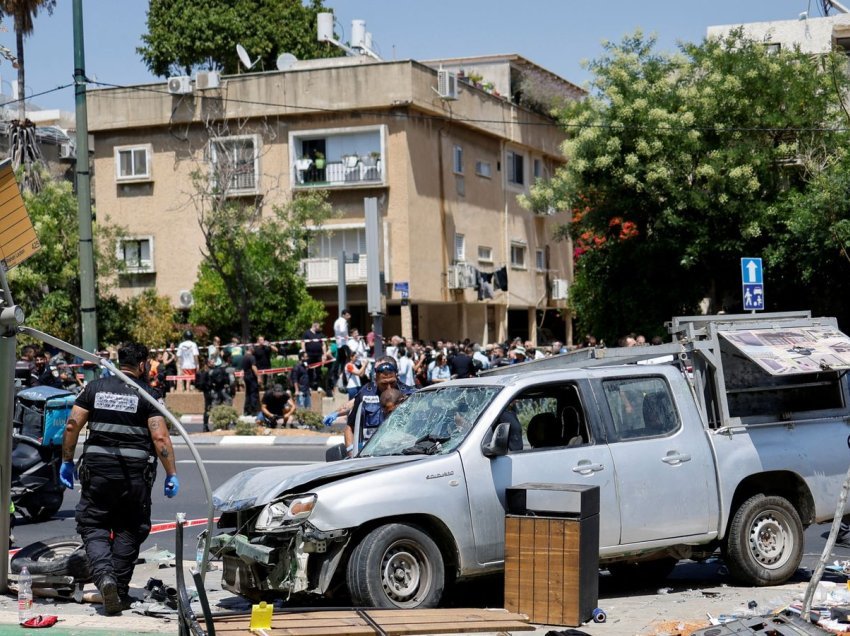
[212,455,425,512]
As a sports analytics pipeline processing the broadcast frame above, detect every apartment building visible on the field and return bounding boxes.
[86,54,582,344]
[707,9,850,53]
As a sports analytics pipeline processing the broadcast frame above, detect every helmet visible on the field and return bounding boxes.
[183,330,193,341]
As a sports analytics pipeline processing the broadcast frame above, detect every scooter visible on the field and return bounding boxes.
[11,385,75,522]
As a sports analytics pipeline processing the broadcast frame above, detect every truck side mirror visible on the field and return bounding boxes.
[482,422,510,458]
[325,442,347,462]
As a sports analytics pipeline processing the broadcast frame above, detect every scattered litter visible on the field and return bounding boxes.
[657,587,673,595]
[748,600,758,609]
[136,547,175,567]
[592,608,606,623]
[20,615,59,629]
[701,591,721,598]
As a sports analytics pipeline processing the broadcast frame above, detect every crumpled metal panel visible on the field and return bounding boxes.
[212,455,421,511]
[211,532,276,565]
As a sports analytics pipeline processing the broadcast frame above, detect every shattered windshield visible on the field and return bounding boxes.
[360,386,501,457]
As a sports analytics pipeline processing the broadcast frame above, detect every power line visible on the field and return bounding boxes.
[0,83,75,110]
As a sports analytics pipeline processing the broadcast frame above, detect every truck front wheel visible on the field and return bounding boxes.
[346,523,445,608]
[725,494,803,586]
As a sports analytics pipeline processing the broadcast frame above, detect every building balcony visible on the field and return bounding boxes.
[293,155,384,189]
[300,254,368,286]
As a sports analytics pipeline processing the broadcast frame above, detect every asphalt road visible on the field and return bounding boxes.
[11,441,330,560]
[11,440,850,596]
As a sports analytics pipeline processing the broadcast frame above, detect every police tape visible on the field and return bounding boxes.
[165,358,334,382]
[151,336,347,354]
[149,516,220,535]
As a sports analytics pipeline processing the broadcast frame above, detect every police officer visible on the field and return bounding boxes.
[59,342,179,615]
[344,355,415,456]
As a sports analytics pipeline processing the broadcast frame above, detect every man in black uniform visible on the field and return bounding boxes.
[242,345,260,415]
[59,343,179,615]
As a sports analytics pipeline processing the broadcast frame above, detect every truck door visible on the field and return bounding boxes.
[595,373,714,544]
[467,380,621,564]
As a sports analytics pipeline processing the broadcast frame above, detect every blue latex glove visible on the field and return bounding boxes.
[59,461,75,489]
[164,474,179,498]
[323,413,337,426]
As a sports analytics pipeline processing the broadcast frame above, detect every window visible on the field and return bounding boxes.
[455,233,466,261]
[478,245,493,263]
[764,42,781,55]
[117,237,154,273]
[602,377,679,440]
[475,160,492,178]
[533,158,543,180]
[510,242,526,269]
[536,249,545,271]
[114,144,151,182]
[503,384,589,451]
[307,226,366,259]
[507,150,525,186]
[210,135,259,194]
[453,145,464,174]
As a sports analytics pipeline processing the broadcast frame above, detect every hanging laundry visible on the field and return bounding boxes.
[493,265,508,292]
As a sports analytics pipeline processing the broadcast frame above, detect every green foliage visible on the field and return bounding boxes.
[189,188,332,340]
[138,0,341,78]
[8,175,125,346]
[294,408,323,430]
[531,30,850,342]
[210,405,239,430]
[126,289,182,346]
[235,417,258,436]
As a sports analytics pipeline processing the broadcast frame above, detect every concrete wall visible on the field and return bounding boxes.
[707,14,850,53]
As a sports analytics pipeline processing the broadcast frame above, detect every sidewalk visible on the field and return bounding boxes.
[0,557,832,635]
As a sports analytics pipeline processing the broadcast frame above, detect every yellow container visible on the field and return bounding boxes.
[250,601,273,630]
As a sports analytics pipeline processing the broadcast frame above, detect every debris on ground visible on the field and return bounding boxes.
[136,547,175,567]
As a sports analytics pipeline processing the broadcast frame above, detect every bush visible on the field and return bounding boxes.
[235,419,257,436]
[295,409,324,430]
[209,405,239,431]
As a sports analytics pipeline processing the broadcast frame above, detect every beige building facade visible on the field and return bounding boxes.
[87,55,580,344]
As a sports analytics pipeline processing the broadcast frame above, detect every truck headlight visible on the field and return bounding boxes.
[255,494,317,531]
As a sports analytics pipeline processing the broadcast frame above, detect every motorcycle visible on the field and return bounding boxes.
[12,385,75,522]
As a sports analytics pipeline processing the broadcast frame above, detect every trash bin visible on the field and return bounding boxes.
[504,482,599,627]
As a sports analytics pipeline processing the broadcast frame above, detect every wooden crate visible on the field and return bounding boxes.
[504,514,598,626]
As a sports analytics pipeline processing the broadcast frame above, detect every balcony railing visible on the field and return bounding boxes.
[294,156,383,188]
[300,254,368,285]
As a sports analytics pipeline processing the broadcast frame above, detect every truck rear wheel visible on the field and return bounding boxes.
[346,523,445,609]
[725,494,803,586]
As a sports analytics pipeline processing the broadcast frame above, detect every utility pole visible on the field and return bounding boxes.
[364,198,384,358]
[73,0,98,352]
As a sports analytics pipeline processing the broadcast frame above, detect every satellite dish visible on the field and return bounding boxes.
[178,290,194,309]
[236,44,258,70]
[276,52,298,71]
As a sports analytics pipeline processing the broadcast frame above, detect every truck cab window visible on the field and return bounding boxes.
[504,384,590,451]
[603,377,679,440]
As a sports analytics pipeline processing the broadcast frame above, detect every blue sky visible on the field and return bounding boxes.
[0,0,820,113]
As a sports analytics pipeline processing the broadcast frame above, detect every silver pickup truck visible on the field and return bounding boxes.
[211,311,850,608]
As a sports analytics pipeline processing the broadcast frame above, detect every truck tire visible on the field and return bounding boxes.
[11,535,91,581]
[725,494,803,586]
[346,523,445,609]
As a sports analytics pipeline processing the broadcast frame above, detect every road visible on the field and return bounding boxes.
[11,439,850,594]
[12,441,330,560]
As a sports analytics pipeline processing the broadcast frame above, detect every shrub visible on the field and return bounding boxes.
[295,409,324,430]
[235,418,257,436]
[209,405,239,431]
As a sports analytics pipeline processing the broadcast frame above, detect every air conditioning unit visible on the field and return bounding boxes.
[167,75,193,95]
[551,278,569,301]
[195,70,221,90]
[178,290,194,309]
[437,69,458,100]
[448,262,476,289]
[58,142,75,159]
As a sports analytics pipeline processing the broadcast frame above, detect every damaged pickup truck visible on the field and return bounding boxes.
[211,311,850,608]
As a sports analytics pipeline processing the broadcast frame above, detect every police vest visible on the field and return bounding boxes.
[76,376,157,465]
[354,381,415,441]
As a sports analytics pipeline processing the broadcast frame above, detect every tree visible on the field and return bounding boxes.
[527,30,850,342]
[189,189,331,341]
[0,0,56,192]
[138,0,341,78]
[8,172,124,345]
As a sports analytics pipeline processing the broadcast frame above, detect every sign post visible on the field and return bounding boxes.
[741,257,765,312]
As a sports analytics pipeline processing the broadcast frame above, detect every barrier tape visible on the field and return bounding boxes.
[165,358,334,382]
[150,516,220,535]
[151,336,348,354]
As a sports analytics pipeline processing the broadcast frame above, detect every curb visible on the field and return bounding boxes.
[172,434,344,447]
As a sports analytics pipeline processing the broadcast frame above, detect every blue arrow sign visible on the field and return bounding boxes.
[741,258,763,285]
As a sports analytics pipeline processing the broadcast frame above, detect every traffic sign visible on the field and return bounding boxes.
[741,257,765,311]
[741,258,763,285]
[742,284,764,311]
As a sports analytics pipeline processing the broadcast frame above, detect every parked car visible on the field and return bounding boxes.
[210,311,850,608]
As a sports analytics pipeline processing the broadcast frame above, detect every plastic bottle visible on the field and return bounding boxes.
[18,566,32,624]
